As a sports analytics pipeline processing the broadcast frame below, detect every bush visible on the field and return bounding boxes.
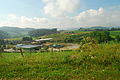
[22,37,33,41]
[79,37,98,52]
[90,31,112,43]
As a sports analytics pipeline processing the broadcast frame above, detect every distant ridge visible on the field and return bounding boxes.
[0,26,35,38]
[79,26,120,31]
[80,26,120,29]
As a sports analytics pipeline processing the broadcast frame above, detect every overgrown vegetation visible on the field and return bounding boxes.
[0,44,120,80]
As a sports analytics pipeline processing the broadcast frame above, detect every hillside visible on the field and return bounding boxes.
[28,28,58,37]
[0,30,9,39]
[0,26,35,38]
[79,26,120,31]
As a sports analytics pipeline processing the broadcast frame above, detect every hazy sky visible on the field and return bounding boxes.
[0,0,120,29]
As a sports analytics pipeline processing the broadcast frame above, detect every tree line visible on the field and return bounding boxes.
[64,31,120,43]
[28,28,58,37]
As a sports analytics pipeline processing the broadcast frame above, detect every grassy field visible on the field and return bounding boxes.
[0,44,120,80]
[110,31,120,38]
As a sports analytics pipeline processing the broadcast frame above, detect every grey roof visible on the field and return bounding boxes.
[35,38,53,42]
[16,44,42,49]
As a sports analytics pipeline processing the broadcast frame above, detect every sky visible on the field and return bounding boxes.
[0,0,120,30]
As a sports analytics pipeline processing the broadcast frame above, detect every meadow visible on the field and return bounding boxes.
[0,43,120,80]
[110,31,120,38]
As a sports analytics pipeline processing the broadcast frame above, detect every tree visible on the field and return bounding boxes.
[0,39,6,52]
[64,34,84,43]
[90,31,112,43]
[22,37,33,41]
[115,35,120,43]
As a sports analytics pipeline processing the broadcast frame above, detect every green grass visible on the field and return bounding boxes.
[0,44,120,80]
[5,38,22,41]
[109,31,120,38]
[43,31,90,43]
[72,30,91,33]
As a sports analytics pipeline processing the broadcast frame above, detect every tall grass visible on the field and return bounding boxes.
[0,44,120,80]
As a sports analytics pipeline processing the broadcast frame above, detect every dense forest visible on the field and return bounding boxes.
[28,28,58,37]
[79,26,120,31]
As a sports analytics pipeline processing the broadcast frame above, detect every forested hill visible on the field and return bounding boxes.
[79,26,120,31]
[0,30,9,39]
[28,28,58,37]
[0,26,35,38]
[0,26,58,38]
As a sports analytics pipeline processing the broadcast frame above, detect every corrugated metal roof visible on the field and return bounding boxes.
[16,44,42,49]
[35,38,53,42]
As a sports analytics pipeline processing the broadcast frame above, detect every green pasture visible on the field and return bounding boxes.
[0,44,120,80]
[109,31,120,38]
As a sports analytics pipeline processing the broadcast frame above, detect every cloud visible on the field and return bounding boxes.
[74,7,120,27]
[0,14,48,28]
[43,0,80,17]
[75,8,105,26]
[45,7,120,29]
[0,6,120,30]
[76,8,104,19]
[8,14,18,19]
